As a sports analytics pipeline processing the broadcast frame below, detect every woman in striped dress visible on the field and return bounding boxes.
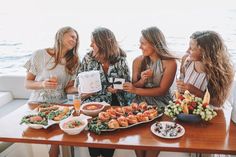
[176,30,234,107]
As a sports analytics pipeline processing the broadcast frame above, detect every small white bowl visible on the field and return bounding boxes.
[59,115,90,135]
[27,123,45,129]
[81,102,110,117]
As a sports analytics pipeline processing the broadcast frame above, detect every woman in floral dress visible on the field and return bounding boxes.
[78,27,133,157]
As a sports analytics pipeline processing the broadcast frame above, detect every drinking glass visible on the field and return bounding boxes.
[176,73,184,94]
[73,94,81,115]
[49,74,58,83]
[145,65,153,87]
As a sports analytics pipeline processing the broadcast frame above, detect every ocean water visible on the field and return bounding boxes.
[0,0,236,74]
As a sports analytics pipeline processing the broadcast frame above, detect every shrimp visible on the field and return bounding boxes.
[136,113,149,122]
[130,103,139,111]
[122,106,133,114]
[143,109,157,120]
[98,112,110,122]
[117,116,129,127]
[106,108,117,118]
[108,119,120,129]
[139,102,148,110]
[115,107,124,116]
[127,114,138,124]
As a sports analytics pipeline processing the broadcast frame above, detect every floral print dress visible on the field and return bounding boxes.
[78,52,134,106]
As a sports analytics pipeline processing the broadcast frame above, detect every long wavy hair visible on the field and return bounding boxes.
[51,26,79,75]
[191,31,234,106]
[91,27,126,64]
[140,26,177,71]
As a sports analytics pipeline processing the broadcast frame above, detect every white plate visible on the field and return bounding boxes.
[150,121,185,139]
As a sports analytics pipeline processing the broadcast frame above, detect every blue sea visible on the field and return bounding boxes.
[0,0,236,74]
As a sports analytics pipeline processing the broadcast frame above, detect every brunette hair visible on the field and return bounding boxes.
[91,27,126,64]
[141,26,177,71]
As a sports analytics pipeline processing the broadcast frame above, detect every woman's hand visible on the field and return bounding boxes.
[42,79,58,89]
[176,80,198,94]
[107,85,118,94]
[141,69,153,82]
[123,82,136,94]
[81,93,95,100]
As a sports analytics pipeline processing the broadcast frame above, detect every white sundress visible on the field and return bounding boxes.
[24,49,75,104]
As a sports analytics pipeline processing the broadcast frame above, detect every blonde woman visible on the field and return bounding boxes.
[24,26,79,104]
[24,26,79,157]
[176,30,234,107]
[123,26,177,157]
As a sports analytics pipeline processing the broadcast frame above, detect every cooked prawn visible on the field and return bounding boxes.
[117,116,129,127]
[98,112,110,122]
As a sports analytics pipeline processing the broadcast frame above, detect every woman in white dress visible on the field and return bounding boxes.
[24,26,80,104]
[24,26,80,157]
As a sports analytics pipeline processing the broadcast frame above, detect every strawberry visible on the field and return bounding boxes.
[178,95,185,101]
[175,101,181,105]
[191,102,197,108]
[188,106,194,111]
[202,103,208,108]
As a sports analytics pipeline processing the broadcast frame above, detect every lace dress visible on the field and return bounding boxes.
[24,49,76,103]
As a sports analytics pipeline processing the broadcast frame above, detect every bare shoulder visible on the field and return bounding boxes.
[162,59,177,68]
[133,55,143,65]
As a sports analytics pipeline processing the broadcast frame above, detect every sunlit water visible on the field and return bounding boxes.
[0,0,236,74]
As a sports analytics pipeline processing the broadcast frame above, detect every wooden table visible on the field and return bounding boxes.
[0,104,236,155]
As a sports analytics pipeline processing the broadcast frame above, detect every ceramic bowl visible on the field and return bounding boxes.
[81,102,110,117]
[177,113,201,123]
[59,115,90,135]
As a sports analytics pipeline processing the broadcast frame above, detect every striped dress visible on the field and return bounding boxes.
[182,60,208,92]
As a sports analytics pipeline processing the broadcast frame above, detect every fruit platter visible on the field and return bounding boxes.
[165,90,217,122]
[88,102,164,134]
[20,104,73,129]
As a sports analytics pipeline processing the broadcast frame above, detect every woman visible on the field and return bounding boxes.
[24,26,79,157]
[78,27,133,157]
[24,26,79,104]
[123,26,177,157]
[176,30,234,107]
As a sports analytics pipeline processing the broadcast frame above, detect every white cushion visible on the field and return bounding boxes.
[0,74,30,99]
[0,92,13,107]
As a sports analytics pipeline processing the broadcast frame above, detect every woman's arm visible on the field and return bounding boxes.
[132,56,146,87]
[24,72,57,90]
[65,80,78,94]
[176,81,204,97]
[124,59,177,96]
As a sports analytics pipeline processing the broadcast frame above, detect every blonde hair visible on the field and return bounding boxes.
[52,26,79,75]
[91,27,126,64]
[191,31,234,106]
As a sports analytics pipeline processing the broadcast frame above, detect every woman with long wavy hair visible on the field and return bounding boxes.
[123,26,177,157]
[177,30,234,107]
[24,26,79,157]
[24,26,79,104]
